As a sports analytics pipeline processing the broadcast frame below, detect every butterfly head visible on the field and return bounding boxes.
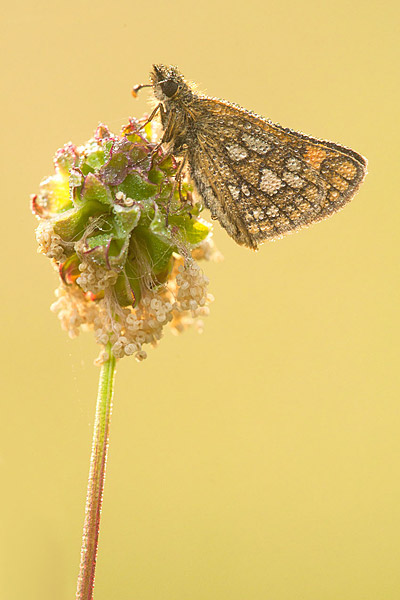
[150,64,192,103]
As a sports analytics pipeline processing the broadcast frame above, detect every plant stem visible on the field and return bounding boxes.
[76,344,116,600]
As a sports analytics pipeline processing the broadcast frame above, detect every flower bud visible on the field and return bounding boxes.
[33,119,221,362]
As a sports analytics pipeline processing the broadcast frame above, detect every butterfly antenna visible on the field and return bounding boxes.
[131,83,153,98]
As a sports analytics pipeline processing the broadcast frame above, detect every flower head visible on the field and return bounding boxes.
[32,119,221,362]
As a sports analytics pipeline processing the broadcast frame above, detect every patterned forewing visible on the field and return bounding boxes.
[189,96,367,248]
[188,132,255,247]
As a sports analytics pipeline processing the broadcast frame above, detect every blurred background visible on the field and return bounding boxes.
[1,0,399,598]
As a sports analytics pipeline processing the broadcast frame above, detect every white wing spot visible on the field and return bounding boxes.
[266,205,280,217]
[228,184,240,201]
[248,223,259,234]
[241,132,271,154]
[282,171,305,189]
[225,143,248,161]
[285,157,302,172]
[253,208,265,220]
[242,184,251,197]
[260,169,283,194]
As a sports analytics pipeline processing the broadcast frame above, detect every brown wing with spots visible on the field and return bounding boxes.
[187,96,367,249]
[188,132,257,248]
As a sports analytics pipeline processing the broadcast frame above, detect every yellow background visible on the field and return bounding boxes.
[1,0,399,598]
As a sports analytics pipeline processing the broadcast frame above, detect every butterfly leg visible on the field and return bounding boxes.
[134,109,176,171]
[136,103,165,133]
[165,151,188,225]
[175,153,187,205]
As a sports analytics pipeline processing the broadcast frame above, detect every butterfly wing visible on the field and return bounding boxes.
[187,96,367,249]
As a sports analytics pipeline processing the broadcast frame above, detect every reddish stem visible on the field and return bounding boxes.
[76,347,116,600]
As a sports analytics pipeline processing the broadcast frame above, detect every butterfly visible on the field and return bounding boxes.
[133,64,367,250]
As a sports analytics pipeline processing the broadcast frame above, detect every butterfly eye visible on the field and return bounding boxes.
[161,79,179,98]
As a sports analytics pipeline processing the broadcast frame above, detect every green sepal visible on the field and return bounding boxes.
[114,261,142,307]
[154,254,174,284]
[148,165,165,185]
[125,260,142,305]
[84,149,105,171]
[118,173,158,201]
[79,204,141,268]
[85,232,112,251]
[168,214,210,245]
[102,139,114,163]
[83,233,129,270]
[79,163,95,176]
[79,173,113,207]
[158,155,176,176]
[54,144,78,177]
[98,153,129,185]
[134,225,174,276]
[127,145,150,164]
[107,237,130,269]
[188,200,203,217]
[39,173,73,215]
[114,272,134,307]
[113,204,141,238]
[53,200,109,241]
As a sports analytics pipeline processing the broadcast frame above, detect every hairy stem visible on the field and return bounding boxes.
[76,344,116,600]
